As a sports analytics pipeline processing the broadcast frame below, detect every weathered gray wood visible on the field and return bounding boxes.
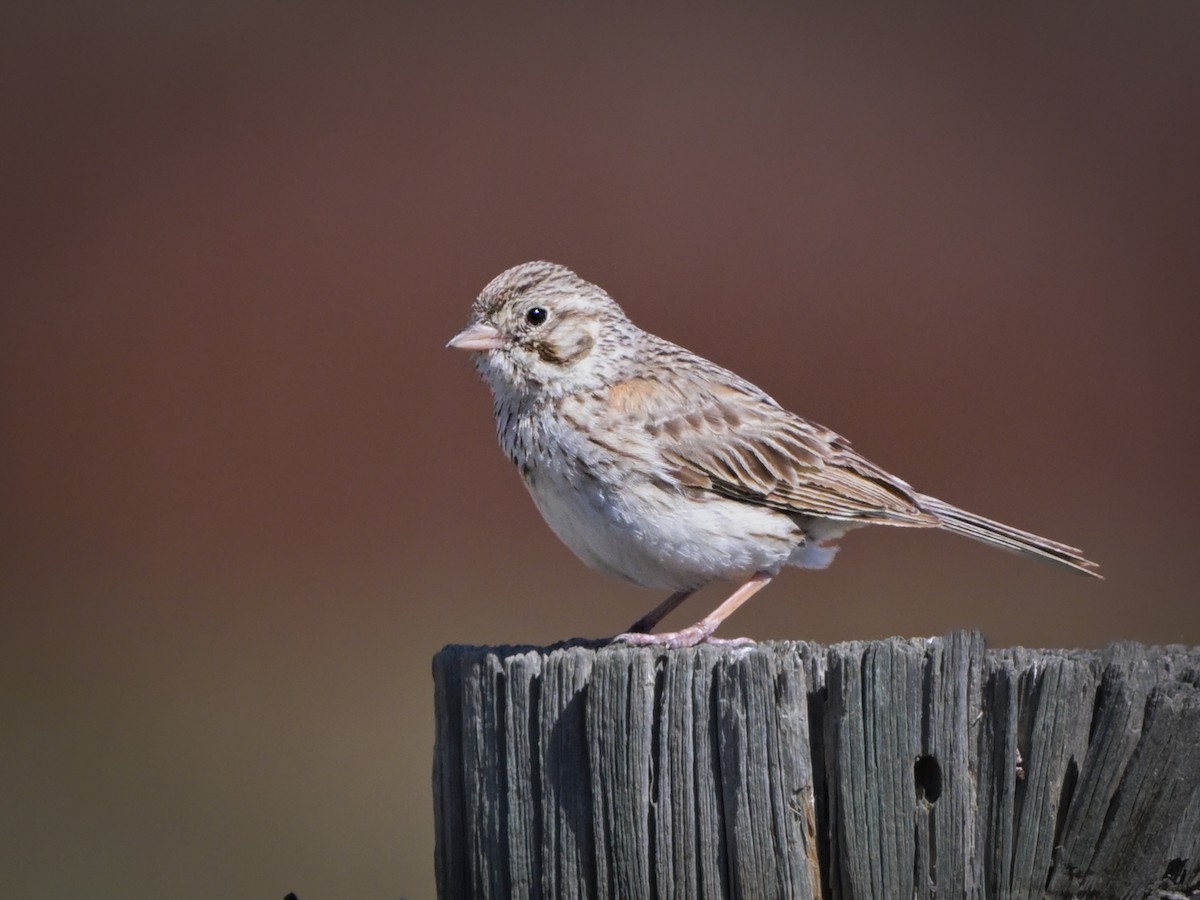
[432,633,1200,899]
[653,645,728,898]
[717,645,817,899]
[587,648,655,897]
[538,647,595,898]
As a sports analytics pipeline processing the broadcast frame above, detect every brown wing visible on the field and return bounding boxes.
[597,370,938,526]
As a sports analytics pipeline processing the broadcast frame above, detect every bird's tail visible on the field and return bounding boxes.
[918,494,1101,578]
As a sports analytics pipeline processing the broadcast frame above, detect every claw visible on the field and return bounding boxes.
[611,623,727,649]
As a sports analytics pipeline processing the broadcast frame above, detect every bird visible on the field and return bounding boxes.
[447,261,1100,648]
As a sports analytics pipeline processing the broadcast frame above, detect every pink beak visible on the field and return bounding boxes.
[446,322,505,352]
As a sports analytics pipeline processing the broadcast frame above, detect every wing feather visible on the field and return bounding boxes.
[595,365,937,526]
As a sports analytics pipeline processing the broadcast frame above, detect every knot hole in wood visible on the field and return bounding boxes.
[914,754,942,804]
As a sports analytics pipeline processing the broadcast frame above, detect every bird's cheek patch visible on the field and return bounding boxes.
[533,333,595,367]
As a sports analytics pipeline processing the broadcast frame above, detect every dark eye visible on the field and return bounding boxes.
[525,306,548,326]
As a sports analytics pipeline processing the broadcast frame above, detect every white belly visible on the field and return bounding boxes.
[523,468,801,591]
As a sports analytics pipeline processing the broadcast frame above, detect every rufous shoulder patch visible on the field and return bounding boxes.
[606,378,666,416]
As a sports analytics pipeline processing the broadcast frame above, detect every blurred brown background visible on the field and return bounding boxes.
[2,3,1198,897]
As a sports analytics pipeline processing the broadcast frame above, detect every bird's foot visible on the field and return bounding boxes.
[611,625,754,650]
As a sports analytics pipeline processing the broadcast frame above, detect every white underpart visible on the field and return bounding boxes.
[525,465,805,590]
[787,537,840,570]
[505,399,848,591]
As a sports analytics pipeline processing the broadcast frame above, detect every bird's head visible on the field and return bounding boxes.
[447,261,634,400]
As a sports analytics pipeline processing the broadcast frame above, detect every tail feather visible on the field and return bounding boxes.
[918,495,1101,578]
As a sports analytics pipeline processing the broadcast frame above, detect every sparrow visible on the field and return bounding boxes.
[448,261,1100,648]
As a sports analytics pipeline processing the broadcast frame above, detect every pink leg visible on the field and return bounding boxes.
[614,572,774,649]
[624,588,696,634]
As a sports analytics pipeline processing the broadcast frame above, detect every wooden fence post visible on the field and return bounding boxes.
[432,631,1200,899]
